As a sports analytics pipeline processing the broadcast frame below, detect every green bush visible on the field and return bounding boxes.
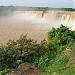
[48,25,75,56]
[0,34,48,71]
[48,25,75,46]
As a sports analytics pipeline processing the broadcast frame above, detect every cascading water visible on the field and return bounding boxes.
[12,10,75,30]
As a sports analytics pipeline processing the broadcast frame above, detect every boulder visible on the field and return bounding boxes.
[4,62,39,75]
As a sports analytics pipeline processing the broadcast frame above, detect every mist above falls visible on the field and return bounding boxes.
[6,10,75,30]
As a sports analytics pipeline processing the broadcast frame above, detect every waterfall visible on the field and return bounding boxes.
[12,10,75,30]
[0,10,75,45]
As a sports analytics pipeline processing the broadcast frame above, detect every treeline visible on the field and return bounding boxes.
[61,8,75,11]
[0,6,75,11]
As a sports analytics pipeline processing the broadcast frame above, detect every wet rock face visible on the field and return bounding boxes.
[4,62,39,75]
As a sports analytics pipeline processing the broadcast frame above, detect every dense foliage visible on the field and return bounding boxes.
[48,25,75,54]
[0,34,48,71]
[0,25,75,75]
[48,25,75,46]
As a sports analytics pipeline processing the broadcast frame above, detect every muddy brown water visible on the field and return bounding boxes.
[0,17,49,45]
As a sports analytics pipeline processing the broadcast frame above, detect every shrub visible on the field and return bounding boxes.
[48,25,75,55]
[48,25,75,46]
[0,34,48,70]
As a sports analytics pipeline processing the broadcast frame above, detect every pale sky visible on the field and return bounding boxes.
[0,0,74,8]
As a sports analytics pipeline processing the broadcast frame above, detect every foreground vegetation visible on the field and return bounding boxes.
[0,25,75,75]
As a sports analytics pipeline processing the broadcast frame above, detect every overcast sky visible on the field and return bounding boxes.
[0,0,74,8]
